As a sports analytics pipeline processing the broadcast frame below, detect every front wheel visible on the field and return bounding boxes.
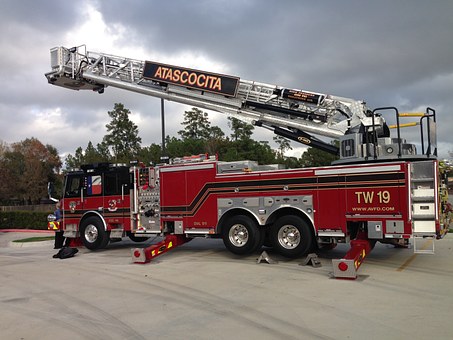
[270,215,313,258]
[222,215,263,255]
[80,216,109,250]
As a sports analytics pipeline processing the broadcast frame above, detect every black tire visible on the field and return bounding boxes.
[128,233,150,243]
[222,215,263,255]
[80,216,109,250]
[270,215,313,258]
[263,230,273,248]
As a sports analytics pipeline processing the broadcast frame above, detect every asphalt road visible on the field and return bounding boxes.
[1,232,452,340]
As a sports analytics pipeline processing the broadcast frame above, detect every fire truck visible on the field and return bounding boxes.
[45,45,449,278]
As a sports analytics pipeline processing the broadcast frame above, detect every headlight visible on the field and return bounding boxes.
[47,214,56,222]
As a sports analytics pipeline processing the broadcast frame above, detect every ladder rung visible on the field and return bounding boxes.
[389,122,419,129]
[399,112,426,117]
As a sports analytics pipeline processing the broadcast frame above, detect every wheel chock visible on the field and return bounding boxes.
[256,251,278,264]
[300,253,322,268]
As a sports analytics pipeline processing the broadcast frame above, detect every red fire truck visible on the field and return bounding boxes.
[45,46,449,278]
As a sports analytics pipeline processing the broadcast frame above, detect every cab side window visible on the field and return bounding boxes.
[104,173,118,196]
[86,175,102,196]
[65,176,82,197]
[104,169,130,196]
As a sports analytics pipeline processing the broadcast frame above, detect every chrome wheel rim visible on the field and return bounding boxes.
[84,224,98,243]
[229,224,248,247]
[277,225,300,249]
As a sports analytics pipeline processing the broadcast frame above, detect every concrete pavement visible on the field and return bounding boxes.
[1,231,452,339]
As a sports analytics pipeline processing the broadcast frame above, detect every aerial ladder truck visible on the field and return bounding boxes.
[45,45,448,278]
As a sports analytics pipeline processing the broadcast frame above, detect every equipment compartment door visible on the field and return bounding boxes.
[316,175,345,231]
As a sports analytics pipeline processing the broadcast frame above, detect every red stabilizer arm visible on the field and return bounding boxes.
[131,235,190,263]
[332,238,373,279]
[68,237,84,248]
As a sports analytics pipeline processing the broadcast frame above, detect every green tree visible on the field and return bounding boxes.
[175,108,229,157]
[221,116,277,164]
[83,141,100,164]
[251,141,277,164]
[166,135,205,157]
[64,139,112,170]
[2,150,25,203]
[103,103,142,162]
[178,108,211,140]
[205,126,227,156]
[43,144,61,182]
[222,138,277,164]
[65,146,84,169]
[137,143,162,165]
[1,138,61,204]
[96,141,112,162]
[299,141,339,167]
[0,140,7,156]
[282,156,303,169]
[228,117,253,141]
[273,135,292,160]
[0,141,9,202]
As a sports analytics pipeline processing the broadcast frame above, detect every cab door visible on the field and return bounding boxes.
[103,168,131,230]
[62,172,85,226]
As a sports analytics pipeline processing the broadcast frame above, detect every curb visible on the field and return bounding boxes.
[1,230,54,248]
[1,229,53,234]
[9,240,54,248]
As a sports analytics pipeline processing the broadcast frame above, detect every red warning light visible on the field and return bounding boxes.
[338,261,349,272]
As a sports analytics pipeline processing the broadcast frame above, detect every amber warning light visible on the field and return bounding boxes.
[143,61,240,97]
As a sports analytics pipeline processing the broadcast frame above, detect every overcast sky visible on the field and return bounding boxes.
[1,0,452,161]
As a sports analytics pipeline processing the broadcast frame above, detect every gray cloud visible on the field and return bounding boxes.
[1,0,452,160]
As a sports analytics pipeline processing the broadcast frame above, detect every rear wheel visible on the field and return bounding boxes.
[270,215,313,258]
[222,215,263,255]
[80,216,109,250]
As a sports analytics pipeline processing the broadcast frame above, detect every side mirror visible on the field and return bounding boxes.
[47,182,59,202]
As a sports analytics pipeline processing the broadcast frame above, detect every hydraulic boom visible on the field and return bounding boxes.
[46,45,412,162]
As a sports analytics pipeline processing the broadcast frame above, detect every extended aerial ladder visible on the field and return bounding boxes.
[45,45,437,163]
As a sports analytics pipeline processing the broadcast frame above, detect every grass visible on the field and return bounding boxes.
[12,236,55,243]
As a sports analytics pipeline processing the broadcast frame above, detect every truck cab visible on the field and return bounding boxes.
[52,163,146,249]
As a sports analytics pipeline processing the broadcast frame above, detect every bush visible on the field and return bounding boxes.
[0,211,50,230]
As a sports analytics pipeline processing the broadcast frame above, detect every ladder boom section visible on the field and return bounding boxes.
[45,46,372,140]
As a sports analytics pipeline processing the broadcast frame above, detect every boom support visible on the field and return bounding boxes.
[45,46,389,159]
[46,46,439,163]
